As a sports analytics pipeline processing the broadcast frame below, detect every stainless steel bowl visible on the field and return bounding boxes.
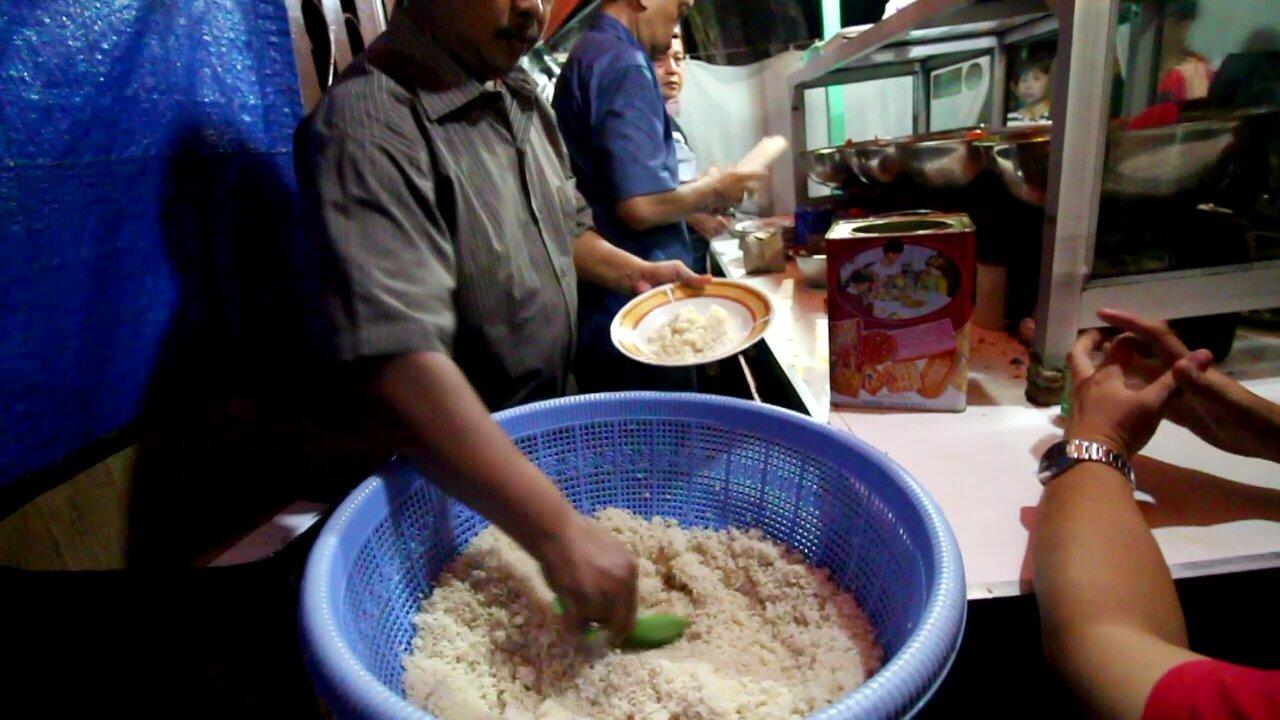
[898,128,988,188]
[799,146,856,187]
[978,127,1052,206]
[1103,118,1239,198]
[847,138,905,185]
[985,123,1052,139]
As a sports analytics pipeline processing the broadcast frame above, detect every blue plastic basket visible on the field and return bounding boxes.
[301,393,966,719]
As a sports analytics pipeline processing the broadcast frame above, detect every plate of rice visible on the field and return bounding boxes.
[611,279,772,366]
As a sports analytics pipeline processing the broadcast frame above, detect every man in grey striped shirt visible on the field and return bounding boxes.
[294,0,699,636]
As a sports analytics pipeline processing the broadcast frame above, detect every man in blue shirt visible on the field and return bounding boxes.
[553,0,762,392]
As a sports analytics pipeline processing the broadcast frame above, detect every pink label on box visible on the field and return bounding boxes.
[891,318,956,361]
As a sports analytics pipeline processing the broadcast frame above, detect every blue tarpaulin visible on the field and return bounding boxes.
[0,1,303,496]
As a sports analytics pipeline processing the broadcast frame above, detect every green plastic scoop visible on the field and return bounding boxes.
[552,597,689,649]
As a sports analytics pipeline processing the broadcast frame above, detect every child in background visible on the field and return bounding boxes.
[1007,53,1053,124]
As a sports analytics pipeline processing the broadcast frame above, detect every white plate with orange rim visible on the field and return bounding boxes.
[610,279,774,367]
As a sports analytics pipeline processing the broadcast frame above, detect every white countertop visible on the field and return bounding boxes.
[710,236,1280,599]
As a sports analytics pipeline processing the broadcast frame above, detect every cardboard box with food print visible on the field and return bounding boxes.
[827,213,975,411]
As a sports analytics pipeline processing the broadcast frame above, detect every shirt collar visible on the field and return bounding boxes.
[590,13,644,54]
[375,9,540,121]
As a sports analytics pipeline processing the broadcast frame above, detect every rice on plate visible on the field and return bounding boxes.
[403,508,883,720]
[644,305,735,363]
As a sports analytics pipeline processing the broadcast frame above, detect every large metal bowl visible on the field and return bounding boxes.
[847,138,906,185]
[1180,105,1280,126]
[1104,107,1280,199]
[799,146,857,187]
[977,125,1052,206]
[1103,118,1238,198]
[898,127,988,188]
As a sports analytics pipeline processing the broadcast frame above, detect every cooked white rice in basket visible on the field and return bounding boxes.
[403,508,883,720]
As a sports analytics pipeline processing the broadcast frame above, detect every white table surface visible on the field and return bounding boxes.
[710,236,1280,599]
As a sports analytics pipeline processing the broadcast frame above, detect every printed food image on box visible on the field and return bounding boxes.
[827,214,975,411]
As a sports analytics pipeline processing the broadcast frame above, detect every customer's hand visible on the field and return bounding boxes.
[688,212,732,240]
[631,259,711,295]
[1066,328,1190,457]
[1096,309,1278,460]
[538,515,638,640]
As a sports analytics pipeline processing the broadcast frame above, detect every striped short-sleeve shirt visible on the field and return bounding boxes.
[295,9,591,411]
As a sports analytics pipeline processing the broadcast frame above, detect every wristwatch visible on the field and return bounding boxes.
[1038,438,1136,489]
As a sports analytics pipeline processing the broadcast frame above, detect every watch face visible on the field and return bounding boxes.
[1037,440,1070,484]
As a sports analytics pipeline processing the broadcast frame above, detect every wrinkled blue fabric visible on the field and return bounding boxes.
[0,1,303,492]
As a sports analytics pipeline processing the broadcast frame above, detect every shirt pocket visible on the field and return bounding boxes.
[553,177,585,249]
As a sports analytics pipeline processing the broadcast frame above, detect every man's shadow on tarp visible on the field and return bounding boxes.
[128,125,320,569]
[7,124,332,716]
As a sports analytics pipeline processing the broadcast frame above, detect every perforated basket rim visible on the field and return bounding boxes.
[300,392,966,719]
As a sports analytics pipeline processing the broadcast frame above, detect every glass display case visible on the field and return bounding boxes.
[1036,0,1280,403]
[1092,0,1280,282]
[788,0,1280,404]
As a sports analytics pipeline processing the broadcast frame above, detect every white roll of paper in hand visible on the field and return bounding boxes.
[737,135,790,175]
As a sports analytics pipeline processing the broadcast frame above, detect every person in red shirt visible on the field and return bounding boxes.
[1157,0,1214,104]
[1032,308,1280,719]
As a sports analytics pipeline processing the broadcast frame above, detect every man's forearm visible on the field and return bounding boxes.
[1032,462,1196,719]
[573,230,646,296]
[1237,380,1280,464]
[372,352,576,560]
[1034,462,1189,647]
[615,175,721,230]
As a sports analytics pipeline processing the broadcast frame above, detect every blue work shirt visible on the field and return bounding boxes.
[552,13,694,391]
[552,14,691,266]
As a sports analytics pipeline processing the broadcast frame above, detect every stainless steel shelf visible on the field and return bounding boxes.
[1078,261,1280,328]
[788,0,1051,88]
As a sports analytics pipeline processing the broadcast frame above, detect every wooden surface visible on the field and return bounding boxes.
[0,446,136,570]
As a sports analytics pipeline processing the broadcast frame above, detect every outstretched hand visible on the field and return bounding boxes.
[1095,309,1277,460]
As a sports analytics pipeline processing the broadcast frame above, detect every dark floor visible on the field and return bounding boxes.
[924,567,1280,717]
[4,524,323,718]
[6,521,1277,719]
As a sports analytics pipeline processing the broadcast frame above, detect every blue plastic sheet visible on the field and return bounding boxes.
[0,1,303,494]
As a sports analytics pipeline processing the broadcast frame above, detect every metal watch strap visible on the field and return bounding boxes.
[1039,439,1137,489]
